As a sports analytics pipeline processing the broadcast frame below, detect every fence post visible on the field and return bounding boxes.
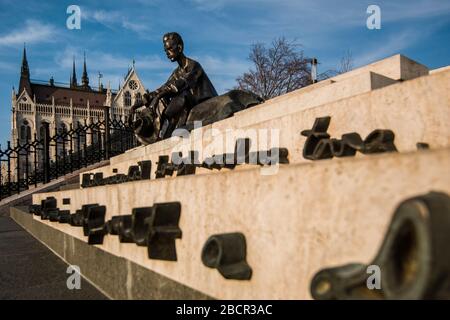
[43,122,51,183]
[104,106,111,159]
[16,139,20,194]
[7,141,11,197]
[33,133,38,188]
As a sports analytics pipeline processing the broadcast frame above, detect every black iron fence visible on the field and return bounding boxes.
[0,107,139,200]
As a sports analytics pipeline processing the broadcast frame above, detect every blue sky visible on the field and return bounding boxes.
[0,0,449,146]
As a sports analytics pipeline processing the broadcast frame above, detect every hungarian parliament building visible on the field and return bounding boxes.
[5,47,147,181]
[12,47,147,144]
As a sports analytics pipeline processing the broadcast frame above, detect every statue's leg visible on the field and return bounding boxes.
[160,95,187,139]
[177,91,196,129]
[164,95,186,119]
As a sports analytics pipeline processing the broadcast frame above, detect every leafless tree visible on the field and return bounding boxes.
[235,37,312,100]
[338,50,354,74]
[316,50,355,80]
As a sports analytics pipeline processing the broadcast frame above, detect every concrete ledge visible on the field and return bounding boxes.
[330,54,428,82]
[228,71,397,127]
[10,207,211,300]
[431,65,450,74]
[108,70,399,167]
[90,69,449,181]
[108,55,433,168]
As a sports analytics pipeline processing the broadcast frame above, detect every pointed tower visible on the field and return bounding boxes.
[70,57,78,88]
[81,52,90,89]
[12,87,17,106]
[105,81,112,107]
[18,44,32,96]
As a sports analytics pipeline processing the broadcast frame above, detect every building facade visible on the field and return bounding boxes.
[8,47,147,181]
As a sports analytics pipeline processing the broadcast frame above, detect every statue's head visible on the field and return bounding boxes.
[163,32,184,62]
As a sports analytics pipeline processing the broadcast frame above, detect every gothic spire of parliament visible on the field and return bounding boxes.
[82,52,90,88]
[18,45,99,102]
[18,45,32,96]
[70,57,77,88]
[69,52,90,91]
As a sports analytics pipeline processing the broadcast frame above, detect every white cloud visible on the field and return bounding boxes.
[0,20,56,46]
[90,10,119,24]
[48,45,249,93]
[194,55,251,77]
[189,0,450,22]
[184,55,252,93]
[189,0,229,11]
[136,55,172,71]
[55,46,172,71]
[121,20,150,33]
[381,0,450,22]
[46,46,175,89]
[83,8,151,36]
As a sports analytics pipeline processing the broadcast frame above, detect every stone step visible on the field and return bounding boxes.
[82,68,449,182]
[109,70,397,166]
[107,54,428,166]
[221,54,428,128]
[31,148,450,299]
[225,70,396,128]
[328,54,428,82]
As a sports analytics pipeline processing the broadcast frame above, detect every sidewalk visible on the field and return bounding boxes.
[0,216,107,300]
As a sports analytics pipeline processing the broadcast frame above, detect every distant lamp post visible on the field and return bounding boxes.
[309,58,318,84]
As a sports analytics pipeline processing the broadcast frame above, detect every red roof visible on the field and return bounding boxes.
[30,83,116,108]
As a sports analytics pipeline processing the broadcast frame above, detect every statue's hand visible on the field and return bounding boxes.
[143,90,158,107]
[131,96,147,113]
[130,102,140,113]
[149,95,160,112]
[157,84,178,97]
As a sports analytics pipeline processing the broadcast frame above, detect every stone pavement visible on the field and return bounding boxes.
[0,216,107,300]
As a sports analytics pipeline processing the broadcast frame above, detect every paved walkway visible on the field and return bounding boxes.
[0,216,107,299]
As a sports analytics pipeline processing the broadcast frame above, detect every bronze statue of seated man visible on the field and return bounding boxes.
[132,32,218,140]
[130,32,264,145]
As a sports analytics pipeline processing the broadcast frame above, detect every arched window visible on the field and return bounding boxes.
[39,124,46,140]
[57,123,68,157]
[20,120,31,142]
[17,119,32,177]
[135,92,142,106]
[58,123,67,135]
[92,127,99,145]
[76,121,86,148]
[38,122,49,169]
[124,91,131,107]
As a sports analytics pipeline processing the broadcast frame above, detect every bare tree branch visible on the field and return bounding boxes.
[339,49,354,74]
[235,37,312,99]
[319,50,355,80]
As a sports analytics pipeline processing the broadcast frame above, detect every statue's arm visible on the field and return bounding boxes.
[134,74,175,111]
[131,71,179,113]
[158,62,203,95]
[136,66,201,111]
[152,71,180,98]
[183,62,203,89]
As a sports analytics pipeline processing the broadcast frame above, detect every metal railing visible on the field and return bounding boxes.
[0,107,139,200]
